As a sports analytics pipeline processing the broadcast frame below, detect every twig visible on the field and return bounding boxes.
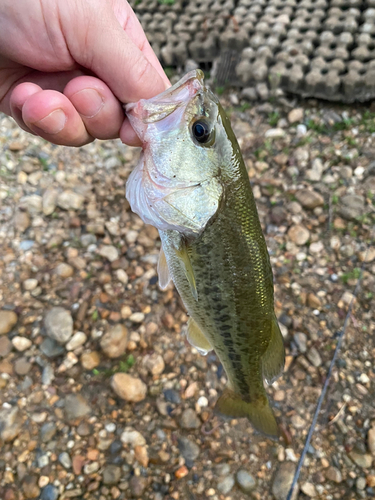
[327,402,347,426]
[286,261,365,500]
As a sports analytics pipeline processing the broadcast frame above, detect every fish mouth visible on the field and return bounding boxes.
[125,69,205,129]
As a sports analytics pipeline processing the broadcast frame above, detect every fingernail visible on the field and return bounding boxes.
[70,88,104,118]
[33,109,67,135]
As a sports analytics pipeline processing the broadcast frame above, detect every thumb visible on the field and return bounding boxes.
[61,0,169,104]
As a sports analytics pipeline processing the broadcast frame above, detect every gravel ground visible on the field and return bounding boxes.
[1,89,375,500]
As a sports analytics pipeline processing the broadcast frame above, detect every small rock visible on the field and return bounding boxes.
[0,310,17,335]
[42,365,55,385]
[42,188,58,216]
[288,108,304,124]
[121,428,146,447]
[0,336,12,357]
[64,394,91,421]
[59,452,72,469]
[12,336,32,352]
[116,269,129,284]
[72,455,85,475]
[40,484,59,500]
[84,462,99,474]
[129,312,145,323]
[129,476,147,497]
[77,421,92,437]
[307,293,321,308]
[295,189,324,209]
[40,338,65,358]
[14,357,31,375]
[301,482,316,497]
[217,475,235,494]
[22,475,40,499]
[164,389,181,404]
[293,332,307,353]
[306,158,323,181]
[265,128,285,139]
[236,469,256,493]
[325,466,342,483]
[356,477,367,490]
[66,332,87,351]
[111,373,147,402]
[20,195,43,215]
[175,465,189,479]
[288,225,310,246]
[14,211,30,232]
[55,263,74,278]
[339,194,365,221]
[100,324,128,358]
[0,406,23,442]
[349,451,373,468]
[368,427,375,455]
[40,422,56,442]
[307,347,322,367]
[134,445,149,467]
[97,245,119,262]
[143,353,165,375]
[23,278,38,291]
[57,190,85,210]
[180,408,200,429]
[102,465,121,485]
[44,307,73,344]
[272,462,298,500]
[81,351,100,370]
[177,436,200,461]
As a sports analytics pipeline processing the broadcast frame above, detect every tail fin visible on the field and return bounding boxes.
[215,389,279,438]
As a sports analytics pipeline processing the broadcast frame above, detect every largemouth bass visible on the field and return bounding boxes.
[125,70,285,437]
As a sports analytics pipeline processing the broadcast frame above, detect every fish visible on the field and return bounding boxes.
[125,69,285,438]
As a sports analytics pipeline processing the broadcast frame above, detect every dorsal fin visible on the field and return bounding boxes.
[157,245,172,290]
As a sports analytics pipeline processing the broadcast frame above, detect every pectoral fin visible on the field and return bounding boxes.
[174,243,198,301]
[186,317,212,355]
[157,246,172,290]
[262,316,285,385]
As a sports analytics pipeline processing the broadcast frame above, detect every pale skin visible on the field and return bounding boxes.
[0,0,170,147]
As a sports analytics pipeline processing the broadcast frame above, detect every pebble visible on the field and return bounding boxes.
[180,408,201,429]
[22,475,40,499]
[129,312,145,323]
[272,462,298,500]
[121,428,146,447]
[301,482,317,497]
[40,422,56,442]
[0,336,12,357]
[66,331,87,351]
[14,357,31,375]
[0,310,18,335]
[111,373,147,402]
[40,338,65,358]
[55,263,74,278]
[59,452,72,469]
[42,364,55,385]
[265,128,285,139]
[164,389,181,404]
[12,336,32,352]
[44,307,73,344]
[295,189,324,209]
[40,484,59,500]
[306,158,323,181]
[349,451,373,468]
[14,210,30,232]
[100,324,128,358]
[97,245,119,262]
[0,407,23,442]
[293,332,307,353]
[236,470,256,492]
[102,465,121,485]
[42,188,58,215]
[178,436,200,461]
[368,427,375,455]
[23,278,38,291]
[129,476,147,497]
[288,108,304,124]
[307,347,322,367]
[64,393,91,421]
[325,466,342,483]
[134,445,149,467]
[197,396,208,407]
[288,224,310,246]
[84,461,99,474]
[339,194,365,221]
[57,190,85,210]
[217,475,235,494]
[143,353,165,375]
[81,351,100,370]
[116,269,129,284]
[20,194,42,215]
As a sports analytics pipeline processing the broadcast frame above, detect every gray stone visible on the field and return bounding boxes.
[64,394,91,421]
[307,347,322,367]
[179,408,201,429]
[294,332,307,353]
[40,422,57,442]
[339,194,365,221]
[102,465,122,485]
[272,462,298,500]
[217,475,235,494]
[295,189,324,209]
[178,436,200,461]
[59,452,72,469]
[44,307,73,344]
[236,469,257,492]
[349,450,373,468]
[40,338,65,358]
[0,406,23,442]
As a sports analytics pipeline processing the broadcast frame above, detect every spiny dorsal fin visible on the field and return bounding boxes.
[157,245,172,290]
[186,317,212,355]
[174,243,198,301]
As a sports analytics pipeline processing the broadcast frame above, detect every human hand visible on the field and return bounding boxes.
[0,0,170,146]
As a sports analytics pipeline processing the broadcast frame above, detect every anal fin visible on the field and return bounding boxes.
[215,389,279,438]
[262,315,285,385]
[187,317,212,355]
[157,245,172,290]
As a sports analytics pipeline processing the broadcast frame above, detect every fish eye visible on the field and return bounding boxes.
[191,119,212,144]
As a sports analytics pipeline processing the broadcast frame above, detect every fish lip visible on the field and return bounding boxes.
[124,69,205,122]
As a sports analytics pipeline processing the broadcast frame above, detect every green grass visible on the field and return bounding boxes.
[268,111,280,127]
[92,354,136,377]
[158,0,175,4]
[341,267,361,284]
